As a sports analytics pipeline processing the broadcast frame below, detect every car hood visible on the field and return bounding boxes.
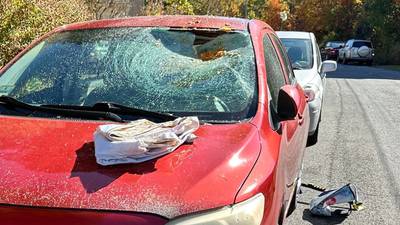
[0,116,260,219]
[293,69,318,87]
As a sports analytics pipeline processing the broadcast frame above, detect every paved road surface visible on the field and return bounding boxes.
[286,64,400,225]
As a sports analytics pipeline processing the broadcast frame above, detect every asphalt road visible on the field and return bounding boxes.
[286,64,400,225]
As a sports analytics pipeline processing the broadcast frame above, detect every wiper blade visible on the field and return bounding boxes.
[42,102,177,121]
[0,95,35,110]
[0,96,123,122]
[91,102,178,120]
[292,66,303,70]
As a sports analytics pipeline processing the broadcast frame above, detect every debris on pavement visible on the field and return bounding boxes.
[309,183,364,216]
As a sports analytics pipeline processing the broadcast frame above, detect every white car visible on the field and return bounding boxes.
[277,31,337,146]
[338,39,374,65]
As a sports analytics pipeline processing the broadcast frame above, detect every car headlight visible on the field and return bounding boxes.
[166,193,265,225]
[304,84,320,102]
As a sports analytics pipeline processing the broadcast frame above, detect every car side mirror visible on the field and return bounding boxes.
[321,60,337,73]
[277,85,300,121]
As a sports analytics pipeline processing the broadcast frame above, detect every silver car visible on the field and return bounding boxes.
[277,31,337,146]
[338,39,374,65]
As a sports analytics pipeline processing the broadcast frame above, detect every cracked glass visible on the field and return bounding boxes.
[0,27,257,122]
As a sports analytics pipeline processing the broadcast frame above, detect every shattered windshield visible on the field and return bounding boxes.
[0,27,257,122]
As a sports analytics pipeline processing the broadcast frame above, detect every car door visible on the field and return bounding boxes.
[339,40,349,59]
[263,32,309,204]
[344,40,352,58]
[313,35,326,91]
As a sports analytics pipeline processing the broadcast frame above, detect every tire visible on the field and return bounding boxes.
[337,55,342,63]
[286,180,299,217]
[343,55,348,64]
[286,163,303,218]
[278,206,285,225]
[306,122,319,147]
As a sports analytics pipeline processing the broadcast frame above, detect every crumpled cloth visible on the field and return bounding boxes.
[94,117,199,166]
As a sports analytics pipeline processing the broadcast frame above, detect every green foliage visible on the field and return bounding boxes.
[361,0,400,64]
[0,0,94,67]
[144,0,194,15]
[144,0,289,30]
[164,0,195,15]
[285,0,400,64]
[0,0,43,67]
[1,0,399,66]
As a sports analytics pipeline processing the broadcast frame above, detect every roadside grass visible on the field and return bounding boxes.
[376,65,400,72]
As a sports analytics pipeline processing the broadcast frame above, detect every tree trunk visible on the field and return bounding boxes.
[93,0,145,19]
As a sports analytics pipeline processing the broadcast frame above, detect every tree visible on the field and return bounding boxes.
[88,0,144,19]
[144,0,194,15]
[287,0,363,43]
[361,0,400,64]
[0,0,94,67]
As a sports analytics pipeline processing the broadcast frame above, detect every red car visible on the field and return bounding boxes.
[0,16,309,225]
[322,41,344,60]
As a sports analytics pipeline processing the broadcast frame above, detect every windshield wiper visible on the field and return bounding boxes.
[292,66,303,70]
[0,96,123,122]
[42,102,177,121]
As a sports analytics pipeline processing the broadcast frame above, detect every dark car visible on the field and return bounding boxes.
[321,41,344,60]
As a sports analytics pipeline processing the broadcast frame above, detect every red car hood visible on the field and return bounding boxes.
[0,116,260,218]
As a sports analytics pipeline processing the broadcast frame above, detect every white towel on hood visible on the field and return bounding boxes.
[94,117,199,166]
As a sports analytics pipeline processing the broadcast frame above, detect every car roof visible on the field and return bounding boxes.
[57,16,251,32]
[276,31,311,39]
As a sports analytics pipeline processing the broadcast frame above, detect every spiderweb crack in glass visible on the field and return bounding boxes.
[0,27,257,121]
[106,28,256,113]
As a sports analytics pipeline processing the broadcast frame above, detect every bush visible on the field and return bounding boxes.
[0,0,94,67]
[374,41,400,65]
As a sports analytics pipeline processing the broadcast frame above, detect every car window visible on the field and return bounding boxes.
[280,38,313,70]
[270,34,296,84]
[263,34,286,129]
[0,42,46,95]
[353,41,372,48]
[330,42,343,48]
[345,40,351,47]
[0,27,258,122]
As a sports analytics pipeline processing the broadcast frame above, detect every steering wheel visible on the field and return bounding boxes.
[292,61,308,69]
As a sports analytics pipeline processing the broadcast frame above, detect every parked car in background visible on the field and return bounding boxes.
[0,16,310,225]
[277,31,337,146]
[338,39,374,65]
[321,41,344,60]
